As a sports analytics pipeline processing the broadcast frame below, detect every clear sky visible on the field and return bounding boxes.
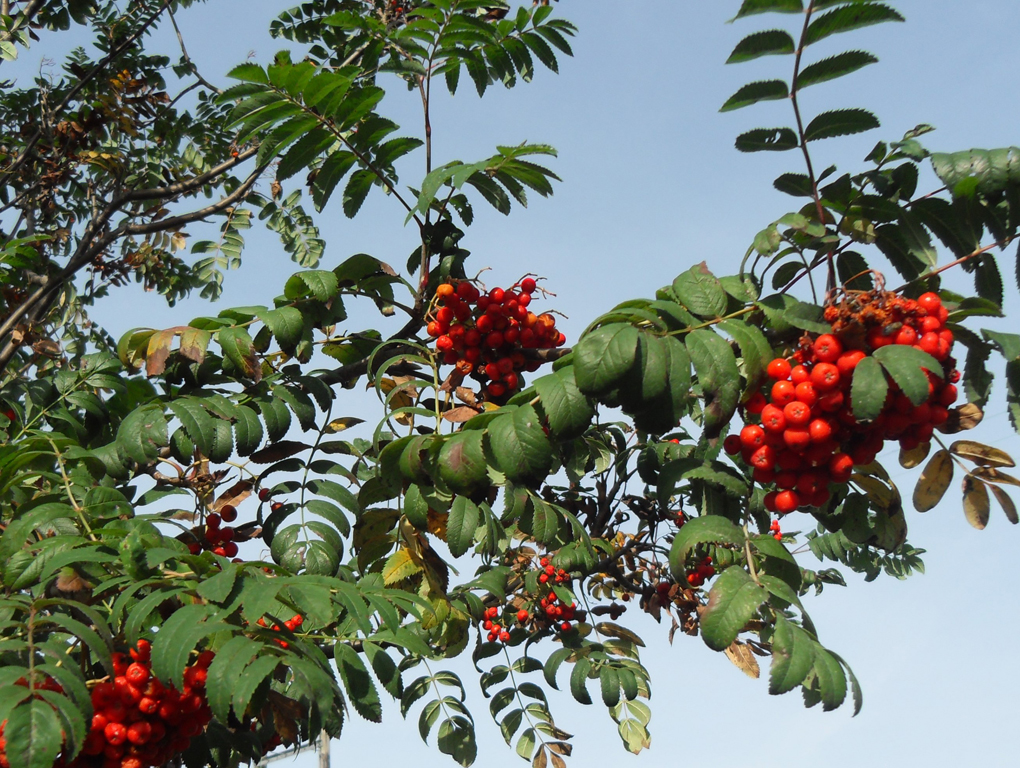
[19,1,1020,766]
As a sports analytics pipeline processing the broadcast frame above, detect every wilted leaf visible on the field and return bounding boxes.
[938,403,984,434]
[213,480,253,511]
[950,440,1016,468]
[962,474,991,529]
[724,641,760,679]
[899,441,931,469]
[442,406,480,423]
[913,449,953,512]
[989,483,1019,524]
[972,467,1020,488]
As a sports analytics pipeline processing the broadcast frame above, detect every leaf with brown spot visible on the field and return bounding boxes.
[213,480,253,511]
[442,406,480,423]
[549,753,566,768]
[950,440,1016,468]
[532,746,547,768]
[972,467,1020,488]
[724,640,761,679]
[899,441,930,469]
[938,402,984,434]
[962,474,991,529]
[913,449,953,512]
[988,483,1019,524]
[179,327,210,364]
[145,329,176,377]
[249,441,310,464]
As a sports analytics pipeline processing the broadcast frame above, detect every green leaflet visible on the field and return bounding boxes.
[485,405,553,486]
[720,79,789,112]
[686,330,740,438]
[850,355,888,421]
[668,515,744,581]
[672,263,729,318]
[699,566,767,652]
[533,366,595,440]
[726,29,796,63]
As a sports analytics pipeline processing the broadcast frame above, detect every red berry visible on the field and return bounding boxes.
[794,381,818,407]
[760,404,787,434]
[219,505,237,523]
[810,363,840,392]
[918,332,940,356]
[723,435,742,455]
[774,490,801,514]
[125,663,149,686]
[771,380,797,407]
[750,445,776,471]
[104,723,128,746]
[813,334,843,363]
[790,365,811,385]
[517,609,529,623]
[740,424,766,450]
[745,392,767,414]
[783,401,811,427]
[520,277,537,294]
[836,350,867,377]
[918,292,942,313]
[763,491,779,512]
[894,326,918,346]
[783,428,811,452]
[767,358,792,380]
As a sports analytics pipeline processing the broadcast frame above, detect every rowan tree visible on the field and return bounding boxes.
[0,2,1018,767]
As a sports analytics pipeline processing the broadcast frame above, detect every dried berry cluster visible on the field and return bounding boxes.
[427,277,565,399]
[725,291,958,515]
[0,642,215,768]
[187,506,239,558]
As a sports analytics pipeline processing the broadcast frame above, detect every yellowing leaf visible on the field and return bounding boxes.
[962,474,990,530]
[383,548,424,585]
[973,466,1020,488]
[950,440,1016,468]
[913,449,953,512]
[988,484,1019,525]
[899,441,931,469]
[325,417,365,433]
[724,640,760,679]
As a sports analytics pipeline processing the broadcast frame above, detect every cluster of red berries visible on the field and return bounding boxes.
[74,641,212,768]
[481,604,527,643]
[724,291,958,515]
[426,277,566,399]
[538,590,577,632]
[255,614,303,649]
[537,556,569,586]
[685,556,715,588]
[187,506,239,558]
[769,519,782,541]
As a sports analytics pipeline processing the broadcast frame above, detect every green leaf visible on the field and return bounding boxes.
[447,496,481,558]
[720,79,789,112]
[487,405,553,486]
[438,430,489,497]
[152,605,226,689]
[804,3,904,46]
[898,210,938,268]
[686,330,740,438]
[813,647,849,711]
[573,323,640,397]
[931,147,1020,196]
[5,698,63,768]
[735,127,799,153]
[336,643,382,722]
[668,515,744,581]
[872,345,943,406]
[533,367,595,440]
[217,326,261,381]
[850,355,888,421]
[672,263,728,318]
[260,306,305,349]
[719,319,773,398]
[757,295,830,333]
[569,658,592,705]
[284,270,339,302]
[804,109,880,141]
[116,405,168,466]
[600,666,621,708]
[797,50,878,89]
[726,30,796,63]
[733,0,803,19]
[769,615,815,695]
[700,566,767,652]
[233,406,264,456]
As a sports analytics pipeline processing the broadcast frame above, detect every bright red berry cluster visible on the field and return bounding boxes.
[75,641,213,768]
[426,277,565,399]
[724,291,958,515]
[685,556,715,588]
[769,519,782,541]
[187,507,239,558]
[256,614,303,649]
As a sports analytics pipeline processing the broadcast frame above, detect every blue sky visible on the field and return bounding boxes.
[15,1,1020,766]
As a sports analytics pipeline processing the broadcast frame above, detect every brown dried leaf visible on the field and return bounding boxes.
[899,441,931,469]
[547,741,572,756]
[454,387,478,407]
[213,479,253,511]
[532,747,547,768]
[938,402,984,434]
[988,484,1019,525]
[249,441,311,464]
[913,449,953,512]
[31,339,61,356]
[145,329,176,377]
[549,753,566,768]
[178,326,210,364]
[950,440,1016,468]
[972,466,1020,488]
[427,509,448,540]
[962,474,991,529]
[442,406,480,423]
[724,640,761,679]
[325,417,364,433]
